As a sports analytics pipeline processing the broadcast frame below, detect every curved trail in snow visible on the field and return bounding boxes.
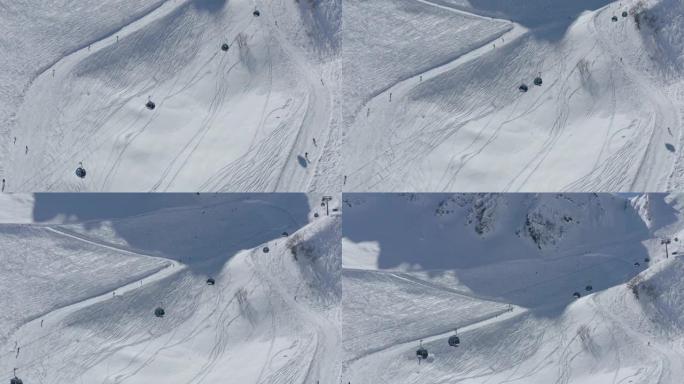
[198,0,335,193]
[264,0,333,193]
[562,4,680,192]
[345,296,525,379]
[5,227,183,374]
[7,222,332,383]
[9,0,193,192]
[248,240,340,384]
[11,0,331,193]
[346,0,682,192]
[344,0,527,190]
[589,292,684,384]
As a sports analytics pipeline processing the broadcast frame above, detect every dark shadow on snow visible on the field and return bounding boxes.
[294,0,341,57]
[191,0,227,14]
[32,193,310,275]
[33,193,201,223]
[342,193,659,318]
[297,155,308,168]
[429,0,615,41]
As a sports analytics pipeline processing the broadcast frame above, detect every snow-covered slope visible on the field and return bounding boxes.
[342,0,684,192]
[0,193,341,383]
[0,0,341,192]
[342,193,684,383]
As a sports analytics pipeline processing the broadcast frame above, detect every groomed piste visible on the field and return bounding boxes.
[0,0,341,192]
[342,193,684,383]
[343,0,684,192]
[0,193,341,383]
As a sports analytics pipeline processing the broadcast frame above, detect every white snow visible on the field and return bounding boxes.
[342,193,684,383]
[0,193,341,383]
[0,0,341,192]
[342,0,684,192]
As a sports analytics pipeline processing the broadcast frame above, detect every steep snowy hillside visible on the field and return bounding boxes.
[0,193,341,383]
[342,193,684,383]
[342,0,684,192]
[0,0,340,192]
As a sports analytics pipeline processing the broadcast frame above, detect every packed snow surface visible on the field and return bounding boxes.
[5,0,683,192]
[343,0,684,192]
[0,0,341,192]
[0,193,341,383]
[342,193,684,383]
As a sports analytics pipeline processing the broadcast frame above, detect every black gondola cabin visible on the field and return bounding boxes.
[448,335,460,347]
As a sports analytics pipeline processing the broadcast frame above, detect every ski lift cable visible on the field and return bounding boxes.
[367,257,640,350]
[485,255,639,299]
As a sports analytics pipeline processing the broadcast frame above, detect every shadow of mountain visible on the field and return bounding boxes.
[191,0,227,14]
[33,193,203,223]
[430,0,615,41]
[32,193,311,274]
[342,193,656,318]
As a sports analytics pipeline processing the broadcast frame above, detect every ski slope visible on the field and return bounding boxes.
[0,0,341,192]
[0,193,341,383]
[342,193,684,383]
[342,0,684,192]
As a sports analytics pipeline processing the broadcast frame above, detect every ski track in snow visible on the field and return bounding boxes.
[343,268,525,382]
[344,0,525,191]
[344,0,683,192]
[3,227,181,373]
[3,219,334,383]
[201,0,336,193]
[564,5,680,192]
[8,0,334,192]
[9,0,189,192]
